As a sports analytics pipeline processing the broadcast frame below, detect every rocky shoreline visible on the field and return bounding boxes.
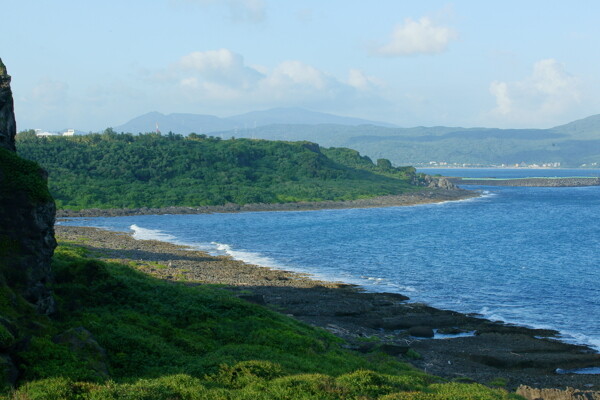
[56,188,475,218]
[448,177,600,187]
[55,224,600,397]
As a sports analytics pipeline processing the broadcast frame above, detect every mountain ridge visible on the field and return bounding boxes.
[114,107,396,134]
[111,109,600,167]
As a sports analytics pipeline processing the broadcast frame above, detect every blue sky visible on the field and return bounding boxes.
[2,0,600,131]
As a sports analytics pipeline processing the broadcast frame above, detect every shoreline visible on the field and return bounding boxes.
[56,188,476,218]
[55,224,600,392]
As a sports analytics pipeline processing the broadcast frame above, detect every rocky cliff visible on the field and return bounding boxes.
[0,58,56,315]
[0,59,16,152]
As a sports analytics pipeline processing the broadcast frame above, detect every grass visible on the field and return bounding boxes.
[2,243,524,399]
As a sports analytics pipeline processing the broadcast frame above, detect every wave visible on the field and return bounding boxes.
[130,225,217,253]
[126,224,599,353]
[417,189,497,208]
[128,223,420,297]
[210,242,287,271]
[130,225,176,242]
[479,306,600,352]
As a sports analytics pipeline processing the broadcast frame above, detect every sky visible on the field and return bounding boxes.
[2,0,600,132]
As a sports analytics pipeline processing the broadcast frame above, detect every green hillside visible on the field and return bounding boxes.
[16,131,421,210]
[0,241,521,399]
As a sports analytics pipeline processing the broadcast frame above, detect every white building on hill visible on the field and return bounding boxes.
[34,129,59,137]
[34,128,76,137]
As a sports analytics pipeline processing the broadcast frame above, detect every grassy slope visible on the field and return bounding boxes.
[2,243,522,399]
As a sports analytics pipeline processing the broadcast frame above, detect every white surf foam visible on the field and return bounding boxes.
[130,224,177,242]
[433,329,477,340]
[417,189,496,208]
[558,331,600,353]
[130,225,217,253]
[210,242,287,270]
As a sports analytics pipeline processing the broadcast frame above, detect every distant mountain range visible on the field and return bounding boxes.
[114,107,396,134]
[113,108,600,168]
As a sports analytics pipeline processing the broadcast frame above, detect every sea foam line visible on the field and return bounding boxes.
[127,226,413,291]
[127,225,599,353]
[130,224,176,242]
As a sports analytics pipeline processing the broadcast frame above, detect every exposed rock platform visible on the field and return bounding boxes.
[449,177,600,187]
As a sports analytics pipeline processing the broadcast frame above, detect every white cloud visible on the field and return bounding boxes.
[489,81,511,115]
[264,61,329,90]
[155,49,384,111]
[179,49,263,89]
[489,59,580,125]
[347,69,383,91]
[373,17,457,56]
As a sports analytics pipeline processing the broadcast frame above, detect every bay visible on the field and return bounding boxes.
[60,169,600,351]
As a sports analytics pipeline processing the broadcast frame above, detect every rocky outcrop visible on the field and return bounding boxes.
[418,174,458,189]
[0,59,16,152]
[0,58,56,314]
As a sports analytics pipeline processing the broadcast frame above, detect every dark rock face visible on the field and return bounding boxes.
[0,194,56,314]
[420,175,457,189]
[0,58,56,314]
[0,59,16,152]
[408,326,435,338]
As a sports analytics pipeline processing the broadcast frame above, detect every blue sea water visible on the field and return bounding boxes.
[59,169,600,351]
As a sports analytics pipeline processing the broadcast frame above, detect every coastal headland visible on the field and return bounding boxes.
[55,219,600,394]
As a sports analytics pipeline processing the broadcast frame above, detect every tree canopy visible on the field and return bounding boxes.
[17,132,421,210]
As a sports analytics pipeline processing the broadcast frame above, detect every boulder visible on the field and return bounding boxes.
[408,326,435,338]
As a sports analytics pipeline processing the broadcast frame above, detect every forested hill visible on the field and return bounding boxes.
[16,131,421,210]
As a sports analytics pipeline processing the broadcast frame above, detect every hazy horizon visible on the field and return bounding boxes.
[3,1,600,132]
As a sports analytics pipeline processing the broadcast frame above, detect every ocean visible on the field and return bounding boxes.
[59,168,600,352]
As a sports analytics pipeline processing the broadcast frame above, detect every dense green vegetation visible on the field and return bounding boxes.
[16,131,422,210]
[0,147,52,204]
[1,243,522,399]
